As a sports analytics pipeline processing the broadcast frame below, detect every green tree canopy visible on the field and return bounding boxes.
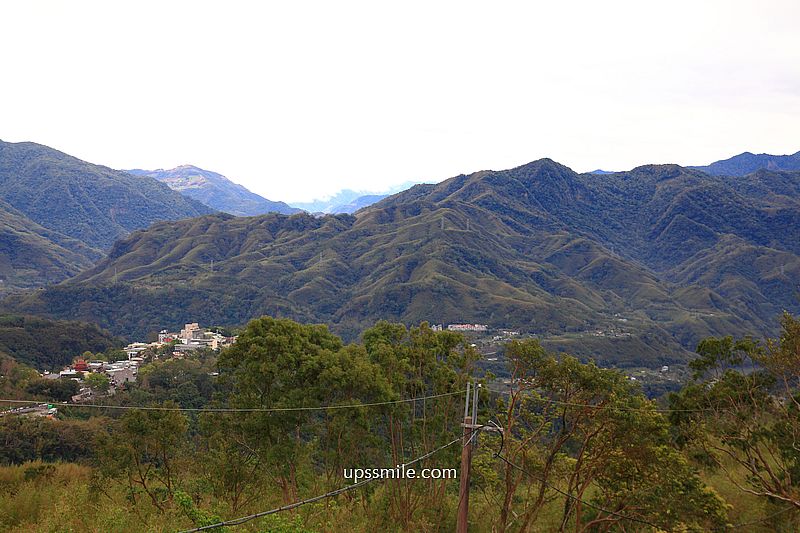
[670,312,800,514]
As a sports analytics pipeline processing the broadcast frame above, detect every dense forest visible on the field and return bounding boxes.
[1,314,798,532]
[0,314,121,370]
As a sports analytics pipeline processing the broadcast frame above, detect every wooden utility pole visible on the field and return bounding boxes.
[457,382,479,532]
[457,383,472,533]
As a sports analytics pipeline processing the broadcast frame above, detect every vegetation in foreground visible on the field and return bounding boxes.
[0,315,798,532]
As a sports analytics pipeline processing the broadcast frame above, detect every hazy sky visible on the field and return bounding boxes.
[2,1,798,202]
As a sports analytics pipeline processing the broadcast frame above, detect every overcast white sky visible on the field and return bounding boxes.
[1,1,798,202]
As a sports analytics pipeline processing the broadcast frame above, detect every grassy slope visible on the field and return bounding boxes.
[0,460,795,532]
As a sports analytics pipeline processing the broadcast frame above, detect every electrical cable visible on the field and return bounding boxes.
[726,505,796,529]
[485,396,796,530]
[177,425,483,533]
[0,389,465,413]
[483,383,666,531]
[493,452,667,531]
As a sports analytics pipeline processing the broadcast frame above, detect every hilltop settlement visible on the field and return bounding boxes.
[41,323,236,404]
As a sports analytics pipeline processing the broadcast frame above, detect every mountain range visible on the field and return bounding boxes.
[127,151,800,218]
[127,165,301,216]
[129,164,421,217]
[0,140,213,292]
[133,151,800,219]
[5,156,798,367]
[690,150,800,176]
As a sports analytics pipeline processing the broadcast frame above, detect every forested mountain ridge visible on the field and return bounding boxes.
[127,165,300,216]
[0,140,215,292]
[0,141,214,250]
[691,149,800,176]
[0,314,120,370]
[0,198,97,291]
[5,158,798,366]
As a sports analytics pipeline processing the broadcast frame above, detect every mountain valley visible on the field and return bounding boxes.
[5,156,797,367]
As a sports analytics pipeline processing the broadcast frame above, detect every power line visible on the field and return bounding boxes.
[483,391,666,530]
[0,389,466,413]
[178,427,481,533]
[494,432,798,530]
[494,452,666,531]
[727,505,797,529]
[485,395,797,530]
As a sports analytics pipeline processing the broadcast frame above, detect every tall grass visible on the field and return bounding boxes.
[1,460,797,532]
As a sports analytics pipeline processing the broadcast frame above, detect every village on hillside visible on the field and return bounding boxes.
[41,323,236,405]
[3,320,688,421]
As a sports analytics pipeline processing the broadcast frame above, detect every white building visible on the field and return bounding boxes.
[180,323,203,343]
[447,324,489,332]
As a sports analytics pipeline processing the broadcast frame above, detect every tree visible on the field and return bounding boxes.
[361,321,477,528]
[25,378,78,401]
[95,401,189,511]
[670,312,800,515]
[215,317,375,504]
[197,340,396,514]
[478,339,726,532]
[84,372,110,393]
[0,354,39,397]
[197,412,269,514]
[104,348,128,363]
[138,358,214,407]
[0,416,105,464]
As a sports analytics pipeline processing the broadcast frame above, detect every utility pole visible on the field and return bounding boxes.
[457,382,480,532]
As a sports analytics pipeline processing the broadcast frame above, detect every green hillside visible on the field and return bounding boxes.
[5,159,797,365]
[0,141,214,250]
[0,314,120,370]
[0,140,215,291]
[0,199,97,293]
